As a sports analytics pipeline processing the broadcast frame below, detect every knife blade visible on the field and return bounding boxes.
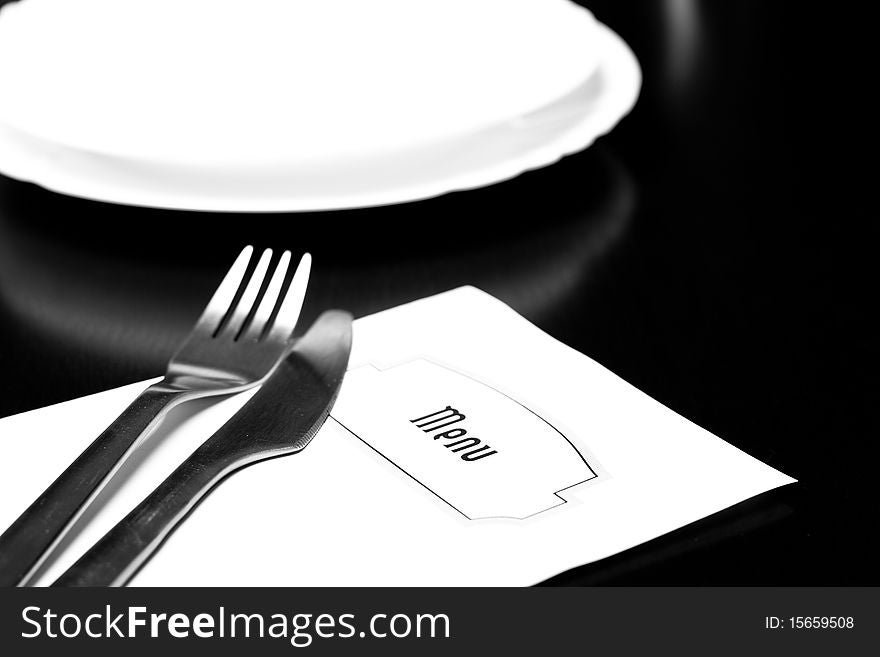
[53,309,353,587]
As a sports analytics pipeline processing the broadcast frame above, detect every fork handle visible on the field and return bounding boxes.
[54,430,246,587]
[0,384,191,587]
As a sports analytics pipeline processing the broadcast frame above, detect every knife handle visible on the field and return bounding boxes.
[53,429,249,587]
[0,384,190,587]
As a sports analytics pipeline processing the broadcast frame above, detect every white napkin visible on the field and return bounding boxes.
[0,287,794,585]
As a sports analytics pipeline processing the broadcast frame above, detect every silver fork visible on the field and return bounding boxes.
[0,246,311,587]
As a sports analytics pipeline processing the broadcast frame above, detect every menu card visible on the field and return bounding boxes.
[0,287,794,585]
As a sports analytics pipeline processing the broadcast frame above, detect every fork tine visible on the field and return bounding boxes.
[222,248,273,338]
[242,250,291,340]
[267,252,311,341]
[193,245,253,334]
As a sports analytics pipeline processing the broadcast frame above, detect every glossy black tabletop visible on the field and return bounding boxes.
[0,1,873,584]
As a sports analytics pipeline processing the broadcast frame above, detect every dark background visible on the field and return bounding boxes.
[0,1,874,584]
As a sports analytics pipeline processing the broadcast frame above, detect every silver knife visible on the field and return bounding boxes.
[54,309,353,587]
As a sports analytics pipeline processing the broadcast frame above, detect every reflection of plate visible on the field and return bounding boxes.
[0,13,639,212]
[0,150,635,375]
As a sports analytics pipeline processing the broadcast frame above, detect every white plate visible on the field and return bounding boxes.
[0,0,640,211]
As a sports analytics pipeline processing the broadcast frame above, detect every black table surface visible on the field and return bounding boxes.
[0,1,873,585]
